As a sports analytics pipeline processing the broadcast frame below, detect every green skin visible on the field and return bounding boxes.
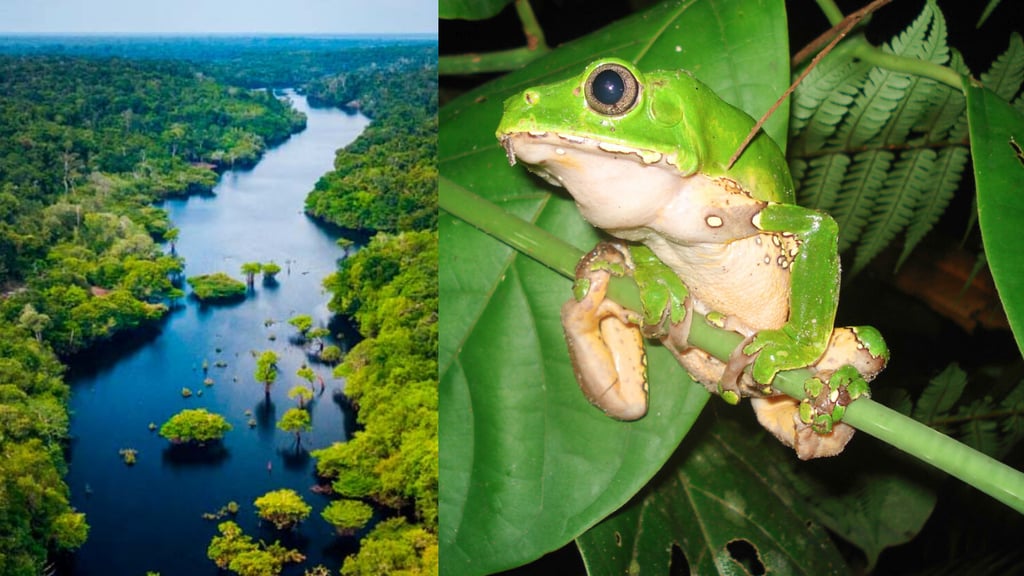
[497,58,887,430]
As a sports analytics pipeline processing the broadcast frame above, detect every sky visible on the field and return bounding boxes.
[0,0,437,35]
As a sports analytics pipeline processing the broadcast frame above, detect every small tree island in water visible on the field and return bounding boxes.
[187,273,248,302]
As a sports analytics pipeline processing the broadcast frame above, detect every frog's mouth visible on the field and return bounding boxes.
[499,130,676,189]
[500,131,669,171]
[498,130,683,232]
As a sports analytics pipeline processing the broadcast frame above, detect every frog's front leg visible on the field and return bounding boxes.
[742,203,841,386]
[752,326,888,459]
[561,243,649,420]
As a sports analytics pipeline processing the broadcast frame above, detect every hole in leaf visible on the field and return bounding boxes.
[669,542,689,576]
[726,539,765,575]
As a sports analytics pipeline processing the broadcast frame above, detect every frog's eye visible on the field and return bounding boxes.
[584,63,640,116]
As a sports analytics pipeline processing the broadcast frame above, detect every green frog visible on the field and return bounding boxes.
[496,59,888,459]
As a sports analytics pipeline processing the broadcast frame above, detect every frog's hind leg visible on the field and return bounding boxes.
[562,243,648,420]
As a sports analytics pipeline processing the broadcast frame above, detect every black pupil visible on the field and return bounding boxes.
[593,69,625,105]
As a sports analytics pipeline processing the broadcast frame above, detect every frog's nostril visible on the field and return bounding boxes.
[524,90,539,105]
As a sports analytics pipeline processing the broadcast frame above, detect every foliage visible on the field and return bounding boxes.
[253,489,312,530]
[187,273,247,302]
[305,62,437,234]
[321,499,374,535]
[320,344,342,364]
[287,385,313,407]
[288,314,313,336]
[241,262,262,287]
[788,1,971,273]
[277,407,312,445]
[0,322,84,572]
[158,408,232,444]
[254,350,279,395]
[339,518,438,576]
[439,0,1024,574]
[261,261,282,280]
[207,520,305,576]
[315,230,438,526]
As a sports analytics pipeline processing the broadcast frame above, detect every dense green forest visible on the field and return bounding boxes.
[0,39,437,574]
[305,62,438,233]
[0,54,305,574]
[306,60,439,574]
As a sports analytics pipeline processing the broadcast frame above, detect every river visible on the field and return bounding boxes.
[62,91,372,575]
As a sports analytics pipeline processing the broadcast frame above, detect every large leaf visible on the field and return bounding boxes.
[577,413,935,575]
[439,1,791,573]
[439,0,511,20]
[966,80,1024,357]
[576,414,849,576]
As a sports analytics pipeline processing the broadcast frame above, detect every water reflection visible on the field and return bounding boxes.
[162,442,232,467]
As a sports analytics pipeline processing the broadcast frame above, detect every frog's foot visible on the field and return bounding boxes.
[562,243,647,420]
[751,326,887,460]
[751,395,857,460]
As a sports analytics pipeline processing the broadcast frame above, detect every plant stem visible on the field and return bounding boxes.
[802,0,963,91]
[848,37,963,90]
[441,183,1024,514]
[439,0,549,75]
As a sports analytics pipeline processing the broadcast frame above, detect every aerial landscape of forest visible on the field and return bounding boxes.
[0,28,436,576]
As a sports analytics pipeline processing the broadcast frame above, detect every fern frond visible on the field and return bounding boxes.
[835,2,938,148]
[912,363,967,424]
[913,50,970,142]
[896,146,968,269]
[794,153,850,210]
[834,149,893,252]
[980,32,1024,101]
[851,149,936,274]
[789,47,870,154]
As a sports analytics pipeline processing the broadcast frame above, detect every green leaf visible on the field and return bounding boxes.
[439,1,791,573]
[576,415,849,576]
[966,79,1024,357]
[439,0,512,20]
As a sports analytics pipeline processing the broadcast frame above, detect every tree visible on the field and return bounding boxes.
[321,499,373,536]
[288,314,313,338]
[207,521,304,575]
[241,262,262,289]
[307,327,330,352]
[261,261,281,282]
[287,385,313,408]
[278,407,312,449]
[339,518,437,576]
[296,365,317,394]
[159,409,232,444]
[188,273,246,301]
[18,304,50,343]
[254,489,311,530]
[254,350,278,397]
[320,344,342,365]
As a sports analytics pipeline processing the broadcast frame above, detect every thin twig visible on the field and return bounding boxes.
[726,0,893,169]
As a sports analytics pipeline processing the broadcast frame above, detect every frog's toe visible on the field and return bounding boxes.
[751,395,856,459]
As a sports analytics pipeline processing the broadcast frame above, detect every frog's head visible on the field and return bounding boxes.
[497,59,716,230]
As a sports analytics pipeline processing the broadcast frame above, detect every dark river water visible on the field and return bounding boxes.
[63,92,371,575]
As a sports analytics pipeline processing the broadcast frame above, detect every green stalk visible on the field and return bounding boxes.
[439,0,549,75]
[441,182,1024,514]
